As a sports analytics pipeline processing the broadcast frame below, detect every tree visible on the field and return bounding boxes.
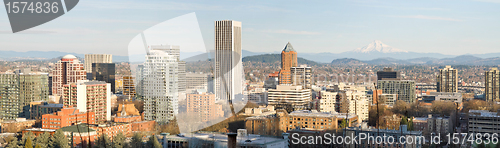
[34,144,41,148]
[6,138,20,148]
[147,135,162,148]
[34,132,50,148]
[130,133,144,148]
[95,134,112,148]
[24,137,33,148]
[21,131,35,147]
[339,119,348,128]
[49,129,70,148]
[113,132,126,148]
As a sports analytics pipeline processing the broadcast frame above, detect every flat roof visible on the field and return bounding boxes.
[164,132,287,145]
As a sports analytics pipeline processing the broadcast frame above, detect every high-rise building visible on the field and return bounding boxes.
[318,90,339,113]
[123,76,136,98]
[186,91,223,123]
[19,73,49,118]
[268,85,311,111]
[84,54,112,77]
[485,68,500,102]
[376,67,401,80]
[377,80,416,103]
[0,73,20,120]
[142,49,178,123]
[339,90,369,121]
[91,63,116,93]
[52,55,86,95]
[62,80,111,123]
[0,72,49,120]
[279,42,297,85]
[214,20,243,102]
[437,65,458,93]
[291,64,312,89]
[150,45,186,93]
[185,73,208,93]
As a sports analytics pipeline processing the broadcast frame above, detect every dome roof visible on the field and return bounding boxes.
[62,54,77,59]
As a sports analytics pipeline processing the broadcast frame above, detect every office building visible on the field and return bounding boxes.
[84,54,112,77]
[30,103,63,120]
[19,73,50,118]
[123,76,136,98]
[42,108,96,129]
[279,42,297,85]
[91,63,116,93]
[185,73,208,93]
[485,68,500,102]
[186,91,224,122]
[377,80,416,103]
[214,20,243,102]
[150,45,186,93]
[291,65,312,89]
[437,65,458,93]
[142,49,179,123]
[52,55,86,95]
[62,80,111,123]
[421,92,462,104]
[268,85,311,111]
[247,87,268,104]
[376,67,401,80]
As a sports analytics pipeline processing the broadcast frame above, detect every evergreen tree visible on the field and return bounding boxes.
[49,129,70,148]
[34,144,41,148]
[34,132,50,148]
[24,137,33,148]
[113,132,126,148]
[130,133,144,148]
[147,135,162,148]
[21,132,35,147]
[339,119,348,128]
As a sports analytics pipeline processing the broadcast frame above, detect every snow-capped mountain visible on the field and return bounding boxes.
[353,40,408,53]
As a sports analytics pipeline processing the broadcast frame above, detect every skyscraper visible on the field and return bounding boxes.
[279,42,297,85]
[437,65,458,93]
[0,73,20,120]
[485,68,500,102]
[51,55,86,95]
[19,73,49,118]
[84,54,112,77]
[91,63,116,93]
[150,45,186,93]
[142,49,178,123]
[214,20,243,102]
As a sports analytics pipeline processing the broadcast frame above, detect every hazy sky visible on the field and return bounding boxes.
[0,0,499,56]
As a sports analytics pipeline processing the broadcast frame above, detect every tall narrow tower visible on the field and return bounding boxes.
[279,42,297,84]
[214,20,242,102]
[437,65,458,93]
[485,68,500,102]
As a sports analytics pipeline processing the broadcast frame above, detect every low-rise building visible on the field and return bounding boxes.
[268,85,311,111]
[61,124,98,148]
[30,103,63,120]
[346,125,423,148]
[42,107,95,129]
[162,130,289,148]
[22,128,56,136]
[242,105,275,116]
[1,118,36,133]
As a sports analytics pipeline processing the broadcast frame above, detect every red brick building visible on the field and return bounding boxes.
[42,108,95,129]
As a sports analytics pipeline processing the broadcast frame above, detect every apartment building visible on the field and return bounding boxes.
[62,80,111,123]
[42,108,95,129]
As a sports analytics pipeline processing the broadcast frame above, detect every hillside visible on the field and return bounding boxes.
[242,54,319,66]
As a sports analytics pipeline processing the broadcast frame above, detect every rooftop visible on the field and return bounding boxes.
[282,42,295,52]
[289,110,357,119]
[60,124,96,133]
[164,131,287,145]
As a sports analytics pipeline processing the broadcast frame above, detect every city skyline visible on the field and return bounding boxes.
[1,0,500,56]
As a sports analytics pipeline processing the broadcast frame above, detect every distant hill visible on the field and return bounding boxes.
[242,54,319,66]
[331,58,365,65]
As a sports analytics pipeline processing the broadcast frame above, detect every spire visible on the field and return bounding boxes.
[282,42,295,52]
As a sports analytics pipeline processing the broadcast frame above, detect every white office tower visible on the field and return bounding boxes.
[214,20,243,103]
[142,49,179,123]
[150,45,186,93]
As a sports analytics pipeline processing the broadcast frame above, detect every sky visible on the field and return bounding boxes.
[0,0,499,56]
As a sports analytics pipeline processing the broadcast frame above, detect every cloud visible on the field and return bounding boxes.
[264,29,321,35]
[390,15,463,21]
